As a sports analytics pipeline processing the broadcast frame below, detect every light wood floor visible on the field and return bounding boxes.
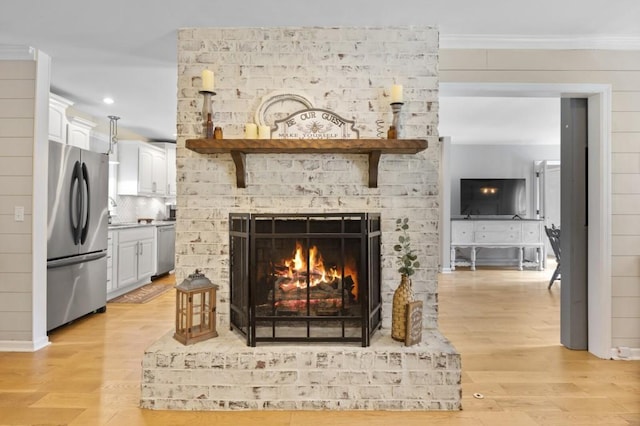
[1,265,638,425]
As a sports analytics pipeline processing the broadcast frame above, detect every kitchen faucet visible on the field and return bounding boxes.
[108,197,117,224]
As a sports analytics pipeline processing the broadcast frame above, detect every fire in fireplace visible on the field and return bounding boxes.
[229,213,381,346]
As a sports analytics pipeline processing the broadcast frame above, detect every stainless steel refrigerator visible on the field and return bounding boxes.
[47,141,109,331]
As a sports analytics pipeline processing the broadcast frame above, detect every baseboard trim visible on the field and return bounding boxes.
[0,337,50,352]
[610,347,640,361]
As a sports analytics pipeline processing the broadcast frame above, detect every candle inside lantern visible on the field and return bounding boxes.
[245,123,258,138]
[258,125,271,139]
[201,70,214,92]
[391,84,403,103]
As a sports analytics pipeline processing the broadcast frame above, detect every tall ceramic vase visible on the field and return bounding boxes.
[391,274,414,341]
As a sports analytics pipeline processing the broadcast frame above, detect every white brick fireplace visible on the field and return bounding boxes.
[141,26,461,411]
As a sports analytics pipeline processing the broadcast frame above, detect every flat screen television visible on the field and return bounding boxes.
[460,178,526,216]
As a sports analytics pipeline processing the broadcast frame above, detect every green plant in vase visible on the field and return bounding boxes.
[391,217,420,341]
[394,217,420,276]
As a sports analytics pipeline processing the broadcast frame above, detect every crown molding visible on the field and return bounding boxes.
[440,34,640,50]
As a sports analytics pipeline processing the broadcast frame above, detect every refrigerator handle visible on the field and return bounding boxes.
[47,251,107,269]
[80,162,90,244]
[69,160,82,245]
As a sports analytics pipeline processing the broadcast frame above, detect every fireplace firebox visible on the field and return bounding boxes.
[229,213,382,347]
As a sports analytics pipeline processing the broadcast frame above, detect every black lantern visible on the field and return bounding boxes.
[174,269,219,345]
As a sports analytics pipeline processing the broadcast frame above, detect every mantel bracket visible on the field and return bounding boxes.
[368,151,381,188]
[230,151,247,188]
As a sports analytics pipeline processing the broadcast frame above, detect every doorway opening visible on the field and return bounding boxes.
[439,82,612,359]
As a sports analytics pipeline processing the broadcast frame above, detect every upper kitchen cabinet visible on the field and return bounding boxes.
[167,144,176,197]
[151,142,177,197]
[48,93,73,143]
[117,140,167,197]
[67,115,96,150]
[48,93,96,150]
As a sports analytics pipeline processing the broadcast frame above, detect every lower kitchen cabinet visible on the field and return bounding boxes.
[107,226,155,300]
[107,231,114,293]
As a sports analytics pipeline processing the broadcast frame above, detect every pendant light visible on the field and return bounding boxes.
[107,115,120,155]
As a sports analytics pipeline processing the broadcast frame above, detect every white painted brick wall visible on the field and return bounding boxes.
[176,26,440,330]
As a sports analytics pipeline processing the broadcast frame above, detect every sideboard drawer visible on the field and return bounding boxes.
[451,221,474,243]
[476,221,519,232]
[475,231,521,243]
[522,222,542,243]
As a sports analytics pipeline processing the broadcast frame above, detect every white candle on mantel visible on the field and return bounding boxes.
[245,123,258,138]
[391,84,403,103]
[258,125,271,139]
[201,70,214,92]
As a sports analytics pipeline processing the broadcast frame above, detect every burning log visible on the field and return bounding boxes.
[274,298,344,313]
[260,240,360,314]
[276,275,341,292]
[275,287,346,301]
[343,275,356,302]
[277,278,305,293]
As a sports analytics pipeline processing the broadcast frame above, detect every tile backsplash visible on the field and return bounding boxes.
[109,195,174,223]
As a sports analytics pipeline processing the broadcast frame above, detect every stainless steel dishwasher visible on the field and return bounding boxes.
[155,224,175,276]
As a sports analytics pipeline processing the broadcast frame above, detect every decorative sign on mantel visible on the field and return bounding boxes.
[273,108,359,139]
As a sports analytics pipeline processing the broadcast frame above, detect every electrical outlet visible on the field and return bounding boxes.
[14,206,24,222]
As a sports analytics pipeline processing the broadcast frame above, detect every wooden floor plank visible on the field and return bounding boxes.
[0,263,637,425]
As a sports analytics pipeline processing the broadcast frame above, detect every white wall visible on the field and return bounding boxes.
[450,144,560,218]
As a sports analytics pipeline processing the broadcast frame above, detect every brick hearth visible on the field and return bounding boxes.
[141,329,460,410]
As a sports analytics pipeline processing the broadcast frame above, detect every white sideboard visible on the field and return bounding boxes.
[451,219,545,271]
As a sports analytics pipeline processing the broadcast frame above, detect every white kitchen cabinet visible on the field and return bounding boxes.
[49,93,96,150]
[107,231,115,294]
[138,237,155,278]
[151,142,177,197]
[117,140,167,197]
[137,147,155,194]
[108,226,155,299]
[48,93,73,143]
[117,239,138,289]
[151,147,167,195]
[67,115,96,150]
[166,144,176,196]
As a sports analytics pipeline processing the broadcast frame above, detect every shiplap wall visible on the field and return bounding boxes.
[0,60,36,341]
[440,49,640,350]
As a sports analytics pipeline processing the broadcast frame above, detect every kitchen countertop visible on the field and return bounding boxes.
[108,221,175,230]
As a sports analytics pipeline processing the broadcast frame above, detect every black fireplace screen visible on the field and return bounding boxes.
[229,213,381,346]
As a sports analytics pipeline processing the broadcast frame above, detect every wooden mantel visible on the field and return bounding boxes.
[185,138,428,188]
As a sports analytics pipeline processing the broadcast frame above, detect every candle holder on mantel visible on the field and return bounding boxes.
[199,89,216,138]
[390,102,404,139]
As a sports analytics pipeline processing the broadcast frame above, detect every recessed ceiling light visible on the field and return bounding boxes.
[103,97,114,105]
